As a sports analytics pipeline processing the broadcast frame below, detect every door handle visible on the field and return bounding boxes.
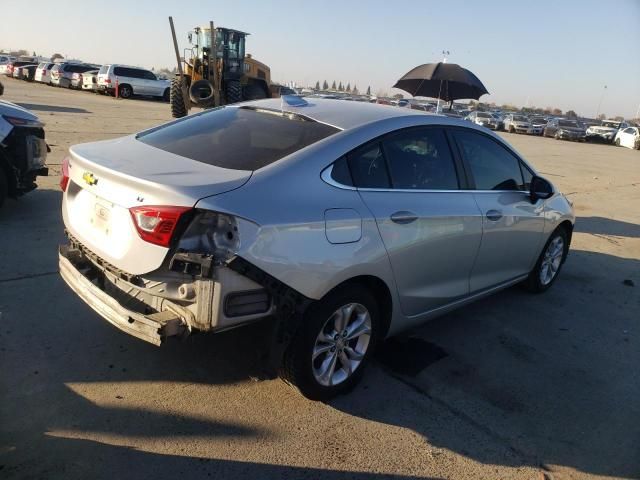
[390,211,418,224]
[486,209,503,221]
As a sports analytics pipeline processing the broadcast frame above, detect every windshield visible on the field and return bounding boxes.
[137,107,340,171]
[531,117,547,124]
[601,121,619,128]
[476,113,492,118]
[513,115,528,122]
[559,120,579,128]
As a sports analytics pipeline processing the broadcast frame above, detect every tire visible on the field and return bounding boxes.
[170,78,188,118]
[0,168,7,208]
[188,79,215,107]
[280,284,380,401]
[523,227,569,293]
[162,87,170,102]
[118,84,133,99]
[225,80,241,104]
[242,83,267,101]
[615,138,620,147]
[509,126,515,133]
[555,131,560,140]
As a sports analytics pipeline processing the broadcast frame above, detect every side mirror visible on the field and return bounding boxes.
[530,176,553,203]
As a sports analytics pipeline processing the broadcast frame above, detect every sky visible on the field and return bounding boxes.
[2,0,639,118]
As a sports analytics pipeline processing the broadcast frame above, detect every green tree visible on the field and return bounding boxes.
[51,53,64,61]
[338,81,343,91]
[352,85,359,95]
[565,110,577,118]
[314,81,320,90]
[322,80,328,90]
[331,80,336,90]
[552,108,563,116]
[597,113,606,120]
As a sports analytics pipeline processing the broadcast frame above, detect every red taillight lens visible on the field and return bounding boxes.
[129,206,192,247]
[104,78,111,84]
[60,156,70,192]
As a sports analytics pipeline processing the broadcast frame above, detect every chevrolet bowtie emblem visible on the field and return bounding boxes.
[83,172,98,186]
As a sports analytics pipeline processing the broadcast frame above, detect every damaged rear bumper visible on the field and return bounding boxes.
[59,245,184,345]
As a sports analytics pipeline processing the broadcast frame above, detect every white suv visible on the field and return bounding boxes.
[97,64,170,100]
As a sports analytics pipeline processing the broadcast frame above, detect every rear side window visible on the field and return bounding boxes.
[382,128,458,190]
[137,107,339,171]
[347,143,391,188]
[453,130,525,191]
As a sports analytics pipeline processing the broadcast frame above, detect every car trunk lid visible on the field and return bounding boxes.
[62,135,251,274]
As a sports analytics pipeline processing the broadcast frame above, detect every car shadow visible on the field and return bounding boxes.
[332,249,640,479]
[574,215,640,238]
[16,103,91,114]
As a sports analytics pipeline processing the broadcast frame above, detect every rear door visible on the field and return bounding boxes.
[142,70,160,96]
[352,127,483,316]
[450,128,545,292]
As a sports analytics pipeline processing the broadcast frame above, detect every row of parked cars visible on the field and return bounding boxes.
[463,110,639,149]
[1,57,171,101]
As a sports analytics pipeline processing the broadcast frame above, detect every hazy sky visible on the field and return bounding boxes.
[2,0,639,117]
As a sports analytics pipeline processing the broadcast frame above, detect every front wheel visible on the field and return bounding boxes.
[280,285,380,401]
[523,227,569,293]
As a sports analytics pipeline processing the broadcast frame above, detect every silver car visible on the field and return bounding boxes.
[59,98,575,400]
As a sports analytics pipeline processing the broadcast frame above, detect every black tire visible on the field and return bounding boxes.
[162,87,170,102]
[242,83,267,101]
[170,78,188,118]
[188,79,215,107]
[280,284,380,401]
[0,168,8,208]
[118,84,133,99]
[615,138,620,147]
[523,227,569,293]
[509,125,515,133]
[225,80,241,104]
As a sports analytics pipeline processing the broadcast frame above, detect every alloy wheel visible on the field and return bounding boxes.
[540,236,564,286]
[312,303,372,387]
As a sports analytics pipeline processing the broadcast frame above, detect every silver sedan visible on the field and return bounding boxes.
[59,98,575,400]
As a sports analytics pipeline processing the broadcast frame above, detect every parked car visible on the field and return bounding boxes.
[0,99,49,207]
[96,64,170,100]
[489,112,504,130]
[465,111,499,130]
[34,62,56,84]
[503,114,532,134]
[79,70,99,91]
[544,118,586,141]
[614,126,640,149]
[50,63,99,88]
[2,60,35,77]
[529,116,548,135]
[0,55,16,74]
[586,120,630,143]
[58,98,574,400]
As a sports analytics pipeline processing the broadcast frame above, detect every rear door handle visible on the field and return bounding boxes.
[486,209,503,221]
[390,211,418,224]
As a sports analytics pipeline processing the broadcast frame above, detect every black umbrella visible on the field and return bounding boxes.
[393,62,489,103]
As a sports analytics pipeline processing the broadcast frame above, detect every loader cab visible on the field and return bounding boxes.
[189,26,247,81]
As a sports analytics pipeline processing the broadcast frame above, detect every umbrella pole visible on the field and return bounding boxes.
[436,79,443,113]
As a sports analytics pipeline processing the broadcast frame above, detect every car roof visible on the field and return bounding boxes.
[241,97,460,130]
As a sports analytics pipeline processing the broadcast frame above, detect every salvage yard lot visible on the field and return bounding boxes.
[1,77,639,480]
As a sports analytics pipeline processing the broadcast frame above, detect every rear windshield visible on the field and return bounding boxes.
[137,107,340,171]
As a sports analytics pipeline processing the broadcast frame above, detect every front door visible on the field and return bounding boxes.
[451,129,546,292]
[351,127,483,316]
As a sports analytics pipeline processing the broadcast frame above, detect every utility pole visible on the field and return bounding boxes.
[595,85,607,119]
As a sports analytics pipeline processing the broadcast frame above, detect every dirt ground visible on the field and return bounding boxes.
[1,77,639,480]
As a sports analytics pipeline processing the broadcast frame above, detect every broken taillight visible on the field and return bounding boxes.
[129,206,192,248]
[60,156,70,192]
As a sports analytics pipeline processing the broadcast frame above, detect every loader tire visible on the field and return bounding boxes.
[226,80,241,105]
[170,78,188,118]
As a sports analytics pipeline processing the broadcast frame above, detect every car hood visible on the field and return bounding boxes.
[0,100,40,122]
[589,126,618,133]
[559,127,585,133]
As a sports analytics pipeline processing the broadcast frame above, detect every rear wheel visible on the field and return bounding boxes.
[162,87,170,102]
[225,80,241,104]
[170,78,188,118]
[280,285,379,401]
[118,84,132,99]
[615,138,620,147]
[523,227,569,293]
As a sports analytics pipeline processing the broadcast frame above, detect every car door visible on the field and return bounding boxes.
[622,127,636,148]
[351,127,483,317]
[545,119,558,137]
[451,128,546,293]
[142,70,159,95]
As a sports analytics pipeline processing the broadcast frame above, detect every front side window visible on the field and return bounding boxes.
[382,128,458,190]
[453,130,525,191]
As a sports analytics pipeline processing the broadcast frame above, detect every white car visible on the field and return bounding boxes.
[465,111,499,130]
[503,114,532,134]
[586,120,629,144]
[34,62,56,84]
[614,126,640,150]
[96,64,170,100]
